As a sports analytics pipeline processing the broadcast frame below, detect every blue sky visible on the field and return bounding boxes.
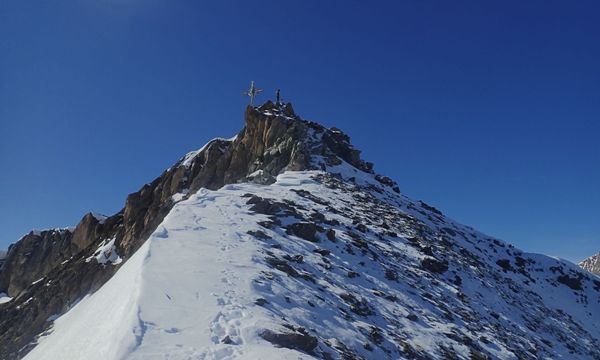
[1,1,598,262]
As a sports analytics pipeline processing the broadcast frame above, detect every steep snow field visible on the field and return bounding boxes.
[25,169,600,359]
[26,174,314,360]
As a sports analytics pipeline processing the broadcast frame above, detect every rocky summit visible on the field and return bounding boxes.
[0,102,598,360]
[580,252,600,277]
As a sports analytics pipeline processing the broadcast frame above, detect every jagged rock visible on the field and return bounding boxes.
[322,128,372,173]
[283,254,304,263]
[580,252,600,276]
[375,174,400,193]
[246,196,282,215]
[496,259,512,271]
[286,222,318,242]
[557,274,584,290]
[313,248,331,257]
[340,293,374,316]
[247,230,270,240]
[71,213,103,250]
[326,228,337,242]
[259,329,318,354]
[419,201,443,216]
[406,313,419,322]
[0,229,76,296]
[384,268,399,281]
[421,258,449,274]
[254,298,269,306]
[265,257,300,277]
[221,335,234,344]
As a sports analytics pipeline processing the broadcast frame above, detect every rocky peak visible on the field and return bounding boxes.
[240,101,375,176]
[186,101,379,186]
[71,213,109,250]
[0,228,75,296]
[580,252,600,276]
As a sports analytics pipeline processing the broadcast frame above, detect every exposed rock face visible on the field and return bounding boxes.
[71,213,104,250]
[260,328,318,354]
[0,101,391,359]
[0,229,75,296]
[580,252,600,276]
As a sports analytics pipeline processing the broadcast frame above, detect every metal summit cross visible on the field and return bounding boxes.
[243,81,263,106]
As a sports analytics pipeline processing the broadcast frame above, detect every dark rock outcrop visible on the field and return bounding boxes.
[421,258,449,274]
[260,328,318,354]
[286,222,318,242]
[0,229,75,296]
[71,213,104,250]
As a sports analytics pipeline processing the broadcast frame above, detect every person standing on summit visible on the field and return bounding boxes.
[276,89,281,105]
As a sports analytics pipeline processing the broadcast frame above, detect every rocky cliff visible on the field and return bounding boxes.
[580,252,600,276]
[0,101,394,359]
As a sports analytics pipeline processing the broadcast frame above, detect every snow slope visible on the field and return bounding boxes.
[26,173,320,360]
[25,169,600,360]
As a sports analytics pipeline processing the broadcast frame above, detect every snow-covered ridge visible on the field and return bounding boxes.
[25,170,600,360]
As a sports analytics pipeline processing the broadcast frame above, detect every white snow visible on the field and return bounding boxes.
[85,238,122,265]
[27,174,314,360]
[171,189,189,203]
[0,293,12,304]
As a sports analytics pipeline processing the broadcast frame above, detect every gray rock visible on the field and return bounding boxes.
[286,222,318,242]
[259,329,318,354]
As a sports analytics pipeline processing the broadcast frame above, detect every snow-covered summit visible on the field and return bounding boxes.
[1,101,598,359]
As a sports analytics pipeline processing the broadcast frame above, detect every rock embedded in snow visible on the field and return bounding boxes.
[286,222,319,242]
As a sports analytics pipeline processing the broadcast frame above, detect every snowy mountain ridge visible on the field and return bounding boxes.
[0,101,599,359]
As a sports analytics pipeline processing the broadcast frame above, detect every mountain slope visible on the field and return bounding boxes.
[2,101,599,359]
[0,101,388,359]
[25,171,600,359]
[580,252,600,276]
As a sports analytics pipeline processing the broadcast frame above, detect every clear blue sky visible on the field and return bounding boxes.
[1,1,598,262]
